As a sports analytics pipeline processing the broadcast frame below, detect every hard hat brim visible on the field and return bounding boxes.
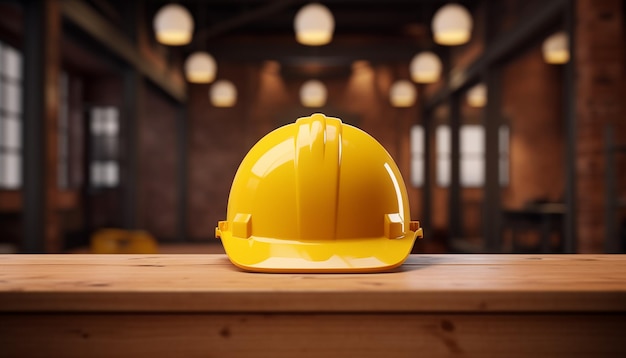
[220,232,420,273]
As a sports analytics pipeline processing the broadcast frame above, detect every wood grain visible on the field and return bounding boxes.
[1,313,624,358]
[1,254,625,313]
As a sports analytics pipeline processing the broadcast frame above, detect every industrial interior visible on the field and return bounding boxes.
[0,0,624,255]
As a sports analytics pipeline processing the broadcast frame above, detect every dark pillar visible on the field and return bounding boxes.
[448,93,462,245]
[122,69,140,229]
[483,70,502,252]
[22,0,61,253]
[564,0,578,253]
[575,0,623,252]
[419,85,432,236]
[177,105,188,242]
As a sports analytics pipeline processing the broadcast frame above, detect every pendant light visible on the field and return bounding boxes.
[210,80,237,107]
[184,52,217,83]
[300,80,327,107]
[389,80,417,107]
[467,83,487,107]
[432,3,473,46]
[153,4,194,46]
[294,3,335,46]
[410,52,442,83]
[542,32,569,64]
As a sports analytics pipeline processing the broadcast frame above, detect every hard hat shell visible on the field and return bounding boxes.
[216,113,422,273]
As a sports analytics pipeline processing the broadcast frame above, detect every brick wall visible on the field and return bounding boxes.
[502,45,565,209]
[575,0,625,252]
[138,84,179,239]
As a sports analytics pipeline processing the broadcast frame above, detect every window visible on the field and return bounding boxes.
[0,42,22,189]
[499,126,510,186]
[436,126,451,187]
[460,125,485,187]
[90,106,119,188]
[409,125,424,187]
[436,124,509,187]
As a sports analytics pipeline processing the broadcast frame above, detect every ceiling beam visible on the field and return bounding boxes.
[425,0,567,110]
[192,0,299,47]
[206,40,427,66]
[62,0,186,102]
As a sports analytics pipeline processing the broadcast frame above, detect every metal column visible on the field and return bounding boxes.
[22,0,61,253]
[176,105,188,242]
[448,93,462,245]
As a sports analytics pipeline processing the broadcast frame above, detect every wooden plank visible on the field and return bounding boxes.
[1,313,625,357]
[61,0,186,103]
[1,255,625,313]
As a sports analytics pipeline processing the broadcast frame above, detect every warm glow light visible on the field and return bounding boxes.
[432,3,473,45]
[300,80,327,107]
[294,3,335,46]
[153,4,194,46]
[184,52,217,83]
[389,80,417,107]
[467,83,486,107]
[410,52,442,83]
[432,4,472,46]
[543,31,569,64]
[210,80,237,107]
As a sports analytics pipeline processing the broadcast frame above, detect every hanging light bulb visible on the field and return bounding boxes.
[300,80,327,107]
[153,4,194,46]
[184,52,217,83]
[294,3,335,46]
[542,32,569,64]
[467,83,487,107]
[432,4,473,46]
[210,80,237,107]
[389,80,417,107]
[410,52,442,83]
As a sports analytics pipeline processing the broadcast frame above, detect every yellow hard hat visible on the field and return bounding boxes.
[216,113,423,273]
[91,229,158,254]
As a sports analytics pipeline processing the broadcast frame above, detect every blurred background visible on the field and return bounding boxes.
[0,0,624,254]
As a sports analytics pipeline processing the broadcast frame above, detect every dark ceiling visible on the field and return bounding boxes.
[139,0,479,66]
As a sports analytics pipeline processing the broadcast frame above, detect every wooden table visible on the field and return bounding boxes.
[1,254,625,357]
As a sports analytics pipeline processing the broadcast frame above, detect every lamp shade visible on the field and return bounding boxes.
[390,80,417,107]
[467,83,487,107]
[300,80,327,107]
[153,4,194,46]
[210,80,237,107]
[410,52,442,83]
[542,31,569,64]
[294,3,335,46]
[432,4,472,46]
[184,52,217,83]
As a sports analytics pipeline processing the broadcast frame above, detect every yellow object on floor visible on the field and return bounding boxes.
[91,229,158,254]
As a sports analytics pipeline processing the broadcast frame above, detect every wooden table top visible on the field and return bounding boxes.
[1,254,625,313]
